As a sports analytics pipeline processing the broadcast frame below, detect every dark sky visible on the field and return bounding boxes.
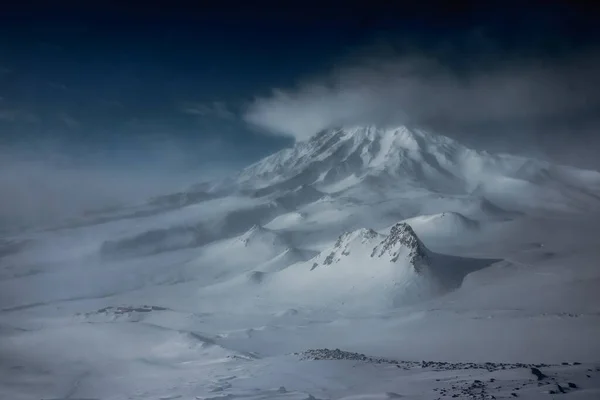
[1,1,599,172]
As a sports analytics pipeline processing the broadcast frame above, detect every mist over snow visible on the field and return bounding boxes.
[0,145,233,233]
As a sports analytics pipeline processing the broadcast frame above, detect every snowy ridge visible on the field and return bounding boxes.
[403,212,480,241]
[257,246,317,273]
[310,228,384,270]
[238,224,288,248]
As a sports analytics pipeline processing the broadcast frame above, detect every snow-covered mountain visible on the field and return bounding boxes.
[238,125,600,197]
[2,125,600,399]
[231,126,600,236]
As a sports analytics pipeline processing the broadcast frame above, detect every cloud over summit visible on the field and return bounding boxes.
[243,50,600,142]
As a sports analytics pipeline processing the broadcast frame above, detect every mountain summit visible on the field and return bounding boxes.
[236,125,600,214]
[238,125,467,190]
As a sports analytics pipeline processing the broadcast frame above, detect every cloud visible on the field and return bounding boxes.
[243,50,600,141]
[180,101,235,120]
[0,143,234,232]
[0,159,179,231]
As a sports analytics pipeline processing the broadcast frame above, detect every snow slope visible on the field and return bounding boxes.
[2,125,600,399]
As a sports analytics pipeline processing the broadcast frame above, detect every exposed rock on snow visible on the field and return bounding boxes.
[371,223,427,268]
[78,305,170,322]
[315,228,383,267]
[298,348,552,371]
[531,367,548,380]
[89,305,168,315]
[311,224,427,271]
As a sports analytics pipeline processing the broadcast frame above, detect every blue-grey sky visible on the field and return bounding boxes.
[2,2,598,166]
[1,2,599,225]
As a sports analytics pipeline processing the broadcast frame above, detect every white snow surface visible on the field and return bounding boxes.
[2,125,600,399]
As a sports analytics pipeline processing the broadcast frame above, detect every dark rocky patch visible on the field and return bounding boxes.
[81,305,169,317]
[372,223,428,269]
[323,252,336,265]
[298,348,551,372]
[530,367,548,380]
[556,383,567,393]
[297,348,591,399]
